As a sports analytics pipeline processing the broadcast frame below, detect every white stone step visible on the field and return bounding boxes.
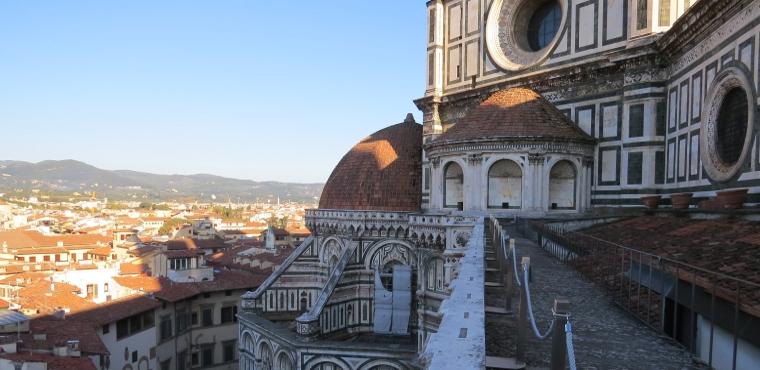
[486,356,526,369]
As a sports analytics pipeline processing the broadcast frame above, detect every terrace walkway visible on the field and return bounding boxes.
[484,222,709,370]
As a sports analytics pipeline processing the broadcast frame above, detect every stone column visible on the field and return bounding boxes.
[528,154,546,212]
[465,154,484,212]
[582,156,594,211]
[430,157,442,210]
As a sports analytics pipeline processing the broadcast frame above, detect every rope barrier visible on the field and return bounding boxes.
[522,263,555,340]
[565,321,577,370]
[490,216,579,367]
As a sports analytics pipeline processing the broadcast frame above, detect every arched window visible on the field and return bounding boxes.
[277,353,294,370]
[487,160,523,209]
[549,161,577,210]
[258,342,273,370]
[527,1,562,51]
[328,255,339,272]
[443,162,464,209]
[717,87,749,165]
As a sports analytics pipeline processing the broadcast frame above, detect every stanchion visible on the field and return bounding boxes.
[516,256,530,361]
[550,298,570,370]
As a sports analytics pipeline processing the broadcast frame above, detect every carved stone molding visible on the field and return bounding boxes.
[582,156,595,167]
[528,153,546,165]
[466,154,483,165]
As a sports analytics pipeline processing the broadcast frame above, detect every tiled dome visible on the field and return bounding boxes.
[318,115,422,212]
[434,87,595,144]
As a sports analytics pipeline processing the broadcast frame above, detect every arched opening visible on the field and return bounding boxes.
[549,160,577,210]
[310,362,345,370]
[277,352,294,370]
[242,333,255,370]
[328,255,339,272]
[487,160,523,209]
[258,342,273,370]
[425,258,446,292]
[300,291,308,312]
[373,262,413,335]
[443,162,464,210]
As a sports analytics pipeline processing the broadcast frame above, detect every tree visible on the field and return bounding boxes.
[158,219,187,236]
[266,215,289,229]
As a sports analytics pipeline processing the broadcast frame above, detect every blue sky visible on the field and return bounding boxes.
[0,1,425,183]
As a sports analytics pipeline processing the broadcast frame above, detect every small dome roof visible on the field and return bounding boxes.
[318,115,422,212]
[433,88,595,144]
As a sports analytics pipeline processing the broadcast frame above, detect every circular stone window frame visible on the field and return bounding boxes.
[700,63,757,183]
[485,0,568,71]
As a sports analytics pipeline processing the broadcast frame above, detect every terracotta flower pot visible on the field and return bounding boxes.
[641,195,661,209]
[670,193,693,209]
[716,189,749,209]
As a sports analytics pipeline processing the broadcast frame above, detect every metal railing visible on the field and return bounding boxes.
[489,216,577,370]
[520,218,760,370]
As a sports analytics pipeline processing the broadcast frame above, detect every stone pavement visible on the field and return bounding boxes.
[484,225,710,370]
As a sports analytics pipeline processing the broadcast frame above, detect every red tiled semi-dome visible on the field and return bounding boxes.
[434,87,595,144]
[319,115,422,212]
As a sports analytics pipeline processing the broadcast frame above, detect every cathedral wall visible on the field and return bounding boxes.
[428,0,692,96]
[661,0,760,205]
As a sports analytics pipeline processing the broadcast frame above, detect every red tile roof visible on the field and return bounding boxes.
[319,117,422,212]
[23,316,108,354]
[16,281,94,314]
[580,216,760,316]
[113,270,265,302]
[118,263,147,275]
[433,88,595,145]
[0,353,97,370]
[67,295,160,326]
[0,230,110,250]
[88,246,113,257]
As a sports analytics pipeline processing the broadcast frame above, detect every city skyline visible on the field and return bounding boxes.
[0,1,425,183]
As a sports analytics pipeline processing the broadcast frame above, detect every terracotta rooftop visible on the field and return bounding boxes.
[113,270,266,302]
[580,216,760,316]
[118,263,147,275]
[319,115,422,212]
[23,316,108,354]
[67,295,160,326]
[0,353,97,370]
[0,230,110,250]
[432,88,595,145]
[16,281,94,314]
[87,246,113,257]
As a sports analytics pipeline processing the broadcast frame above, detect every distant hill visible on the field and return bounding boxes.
[0,160,323,203]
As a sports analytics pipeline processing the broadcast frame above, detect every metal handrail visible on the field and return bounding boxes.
[536,223,760,289]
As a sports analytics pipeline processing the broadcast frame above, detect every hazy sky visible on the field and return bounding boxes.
[0,1,425,183]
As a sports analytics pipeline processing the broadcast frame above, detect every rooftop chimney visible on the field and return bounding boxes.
[404,113,416,124]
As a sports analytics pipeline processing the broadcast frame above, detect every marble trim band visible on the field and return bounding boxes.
[425,139,595,158]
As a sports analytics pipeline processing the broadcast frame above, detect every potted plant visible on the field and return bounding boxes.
[640,195,661,209]
[716,188,749,209]
[670,193,693,209]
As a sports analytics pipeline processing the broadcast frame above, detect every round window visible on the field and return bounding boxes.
[701,65,756,183]
[716,87,748,165]
[485,0,567,71]
[527,1,562,51]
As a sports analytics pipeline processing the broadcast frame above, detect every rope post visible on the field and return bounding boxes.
[551,297,571,370]
[517,256,530,361]
[504,238,515,310]
[498,234,505,285]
